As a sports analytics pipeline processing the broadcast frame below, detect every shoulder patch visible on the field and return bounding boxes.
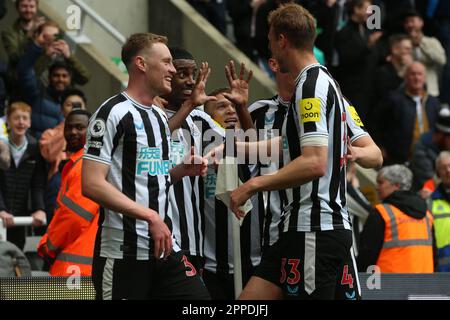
[89,119,106,137]
[348,106,364,127]
[299,98,321,123]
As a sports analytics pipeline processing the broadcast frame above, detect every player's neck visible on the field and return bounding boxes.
[125,79,156,107]
[289,51,318,79]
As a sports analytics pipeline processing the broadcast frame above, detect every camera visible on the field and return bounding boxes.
[71,102,82,110]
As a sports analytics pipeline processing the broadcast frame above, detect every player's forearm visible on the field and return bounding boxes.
[351,136,383,169]
[168,100,193,132]
[82,170,157,223]
[354,144,383,168]
[249,150,327,192]
[170,163,188,184]
[235,105,254,130]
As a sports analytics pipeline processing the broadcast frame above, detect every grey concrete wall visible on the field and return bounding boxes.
[42,0,149,59]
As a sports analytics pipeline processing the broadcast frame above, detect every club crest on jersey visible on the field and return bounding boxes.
[134,121,144,131]
[89,119,106,138]
[265,112,275,125]
[348,106,364,127]
[299,98,321,123]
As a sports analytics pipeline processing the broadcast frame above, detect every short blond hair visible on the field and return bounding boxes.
[121,33,168,69]
[268,3,316,51]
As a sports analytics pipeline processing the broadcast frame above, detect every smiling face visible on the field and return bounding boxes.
[17,0,38,22]
[164,58,197,109]
[64,113,89,152]
[404,16,423,34]
[49,67,71,93]
[205,93,239,129]
[7,109,31,138]
[142,42,177,97]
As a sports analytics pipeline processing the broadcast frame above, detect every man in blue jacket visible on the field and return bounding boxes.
[16,21,84,138]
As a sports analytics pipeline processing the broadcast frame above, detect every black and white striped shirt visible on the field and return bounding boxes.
[283,64,368,232]
[165,108,224,257]
[248,95,292,246]
[84,92,179,260]
[203,163,262,275]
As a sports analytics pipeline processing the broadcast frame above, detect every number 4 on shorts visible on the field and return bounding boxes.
[341,265,354,288]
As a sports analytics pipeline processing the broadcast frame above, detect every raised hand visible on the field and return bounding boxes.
[53,40,71,59]
[188,62,217,108]
[223,60,253,108]
[182,147,208,177]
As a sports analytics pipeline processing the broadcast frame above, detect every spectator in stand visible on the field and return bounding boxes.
[371,34,413,141]
[431,0,450,105]
[411,106,450,194]
[38,109,99,276]
[403,10,446,98]
[430,151,450,272]
[39,89,87,224]
[334,0,382,121]
[226,0,258,60]
[373,34,413,106]
[378,0,415,36]
[0,115,9,171]
[378,62,441,165]
[310,0,347,68]
[1,0,44,69]
[187,0,227,35]
[358,165,435,273]
[254,0,297,77]
[0,102,46,250]
[16,21,87,138]
[1,0,90,90]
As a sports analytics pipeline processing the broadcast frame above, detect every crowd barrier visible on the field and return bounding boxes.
[1,273,450,300]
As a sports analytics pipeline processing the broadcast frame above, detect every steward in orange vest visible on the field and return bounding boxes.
[358,165,436,273]
[38,110,98,276]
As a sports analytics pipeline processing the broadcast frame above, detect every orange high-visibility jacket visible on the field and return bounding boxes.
[38,149,99,276]
[375,203,434,273]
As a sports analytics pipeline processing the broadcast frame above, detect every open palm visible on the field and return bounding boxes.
[223,61,253,107]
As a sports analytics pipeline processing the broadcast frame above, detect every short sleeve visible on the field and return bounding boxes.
[84,107,121,165]
[295,78,329,148]
[344,98,369,143]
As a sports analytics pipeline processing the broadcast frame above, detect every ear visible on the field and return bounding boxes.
[268,58,278,73]
[278,33,288,49]
[135,56,146,72]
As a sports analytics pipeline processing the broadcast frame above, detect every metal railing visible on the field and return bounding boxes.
[0,217,46,242]
[68,0,126,45]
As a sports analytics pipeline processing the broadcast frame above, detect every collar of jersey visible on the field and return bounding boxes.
[122,92,153,110]
[276,95,290,107]
[295,63,322,85]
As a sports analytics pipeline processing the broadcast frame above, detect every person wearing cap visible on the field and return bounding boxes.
[430,151,450,271]
[411,106,450,193]
[403,10,446,97]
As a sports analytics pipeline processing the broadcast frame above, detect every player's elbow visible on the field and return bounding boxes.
[312,161,327,178]
[374,147,383,168]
